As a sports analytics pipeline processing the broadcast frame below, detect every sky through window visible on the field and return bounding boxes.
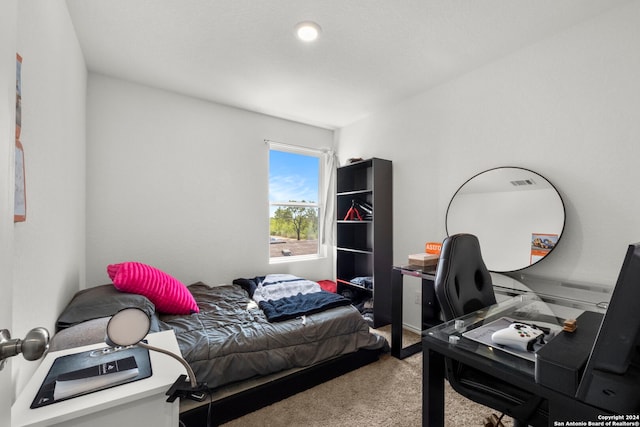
[269,150,319,207]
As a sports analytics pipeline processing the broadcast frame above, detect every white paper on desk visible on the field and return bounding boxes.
[462,317,561,362]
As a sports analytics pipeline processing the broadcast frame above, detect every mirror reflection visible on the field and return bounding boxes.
[446,167,565,272]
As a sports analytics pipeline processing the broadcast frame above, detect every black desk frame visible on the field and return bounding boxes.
[422,302,611,426]
[391,265,440,359]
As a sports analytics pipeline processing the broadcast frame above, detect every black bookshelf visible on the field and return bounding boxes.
[336,158,392,328]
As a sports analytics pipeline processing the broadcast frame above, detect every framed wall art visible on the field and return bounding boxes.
[14,140,26,222]
[15,53,26,222]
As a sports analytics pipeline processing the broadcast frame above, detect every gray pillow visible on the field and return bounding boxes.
[56,284,156,331]
[49,317,111,351]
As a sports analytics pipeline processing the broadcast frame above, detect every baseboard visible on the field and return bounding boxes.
[402,322,422,335]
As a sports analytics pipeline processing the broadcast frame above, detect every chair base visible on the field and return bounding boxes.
[483,413,506,427]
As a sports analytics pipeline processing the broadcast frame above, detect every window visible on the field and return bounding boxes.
[269,145,323,261]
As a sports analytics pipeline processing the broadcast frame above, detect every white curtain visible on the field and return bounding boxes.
[321,150,338,246]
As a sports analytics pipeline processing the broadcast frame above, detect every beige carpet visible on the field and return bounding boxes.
[221,326,514,426]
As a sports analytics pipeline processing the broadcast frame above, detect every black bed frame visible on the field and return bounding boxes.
[179,348,382,426]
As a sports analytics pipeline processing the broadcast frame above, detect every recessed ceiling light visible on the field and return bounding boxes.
[295,21,321,42]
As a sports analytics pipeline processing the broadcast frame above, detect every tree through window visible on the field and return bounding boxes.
[269,147,321,260]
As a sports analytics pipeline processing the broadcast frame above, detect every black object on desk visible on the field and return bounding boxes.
[576,242,640,414]
[391,265,440,359]
[535,311,603,396]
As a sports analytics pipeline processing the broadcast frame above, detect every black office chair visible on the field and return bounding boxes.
[434,234,548,427]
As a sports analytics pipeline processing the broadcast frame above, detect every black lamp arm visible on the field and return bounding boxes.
[136,341,208,402]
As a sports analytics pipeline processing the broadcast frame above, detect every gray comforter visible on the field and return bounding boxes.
[158,282,387,389]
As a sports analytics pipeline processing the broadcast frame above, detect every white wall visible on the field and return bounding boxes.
[12,0,87,396]
[0,1,18,423]
[337,3,640,329]
[86,75,334,288]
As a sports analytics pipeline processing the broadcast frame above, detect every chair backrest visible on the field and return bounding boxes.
[435,233,496,320]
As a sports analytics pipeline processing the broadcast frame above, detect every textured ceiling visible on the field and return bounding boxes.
[65,0,629,129]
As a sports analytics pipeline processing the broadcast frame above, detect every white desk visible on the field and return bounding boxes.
[12,330,185,427]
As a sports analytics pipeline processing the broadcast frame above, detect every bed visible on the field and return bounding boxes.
[51,273,388,425]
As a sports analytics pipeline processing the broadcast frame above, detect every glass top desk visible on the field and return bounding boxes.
[422,294,610,426]
[391,265,612,360]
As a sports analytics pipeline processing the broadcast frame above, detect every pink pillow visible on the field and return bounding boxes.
[107,262,199,315]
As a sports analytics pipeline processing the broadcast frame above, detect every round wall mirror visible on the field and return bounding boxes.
[446,167,565,272]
